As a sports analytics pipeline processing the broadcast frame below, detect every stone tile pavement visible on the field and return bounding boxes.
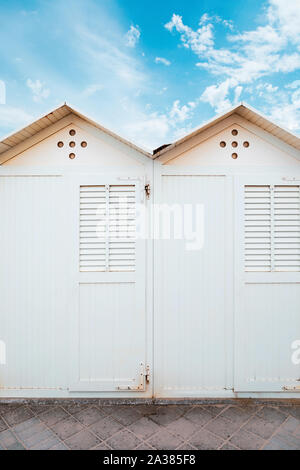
[0,402,299,450]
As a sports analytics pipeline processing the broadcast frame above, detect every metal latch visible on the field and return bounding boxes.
[117,362,150,391]
[145,364,150,384]
[145,184,150,199]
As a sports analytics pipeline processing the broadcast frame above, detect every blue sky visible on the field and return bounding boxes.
[0,0,300,149]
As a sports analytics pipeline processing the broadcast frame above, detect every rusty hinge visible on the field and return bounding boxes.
[282,177,300,182]
[282,385,300,391]
[117,363,150,391]
[144,184,150,199]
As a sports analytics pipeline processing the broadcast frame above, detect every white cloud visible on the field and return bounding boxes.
[267,0,300,44]
[123,98,198,148]
[123,112,169,149]
[200,13,234,31]
[171,124,194,141]
[268,92,300,131]
[78,27,146,88]
[275,53,300,73]
[286,80,300,90]
[26,79,50,102]
[230,25,286,51]
[0,1,159,145]
[155,57,171,66]
[165,1,300,115]
[165,14,214,54]
[255,80,300,131]
[125,25,140,48]
[200,79,234,114]
[82,83,104,97]
[0,80,6,104]
[234,85,243,104]
[257,82,278,96]
[0,105,33,128]
[157,87,168,95]
[169,99,196,122]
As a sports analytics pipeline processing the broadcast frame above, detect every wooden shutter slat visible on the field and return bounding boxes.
[245,184,300,272]
[80,184,137,272]
[245,185,272,271]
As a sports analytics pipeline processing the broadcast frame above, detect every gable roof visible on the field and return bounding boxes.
[0,103,152,161]
[153,102,300,158]
[1,102,300,163]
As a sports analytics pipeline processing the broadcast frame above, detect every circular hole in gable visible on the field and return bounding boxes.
[231,153,238,159]
[57,141,64,148]
[69,153,76,159]
[69,129,76,136]
[69,141,76,148]
[220,141,226,148]
[232,141,238,148]
[81,141,87,148]
[243,141,250,148]
[231,129,238,136]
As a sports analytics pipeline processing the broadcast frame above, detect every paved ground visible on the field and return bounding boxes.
[0,403,299,450]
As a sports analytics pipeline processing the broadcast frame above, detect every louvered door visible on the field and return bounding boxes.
[70,176,147,393]
[235,177,300,392]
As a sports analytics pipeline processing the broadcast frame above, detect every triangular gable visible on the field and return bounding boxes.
[0,103,152,164]
[154,103,300,164]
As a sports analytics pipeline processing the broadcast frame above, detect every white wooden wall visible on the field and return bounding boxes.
[0,116,153,398]
[154,175,233,397]
[155,115,300,399]
[0,113,300,398]
[234,177,300,393]
[0,175,70,391]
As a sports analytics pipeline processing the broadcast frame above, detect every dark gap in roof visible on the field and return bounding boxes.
[153,144,171,155]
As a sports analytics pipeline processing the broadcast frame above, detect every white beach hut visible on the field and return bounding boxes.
[0,103,299,399]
